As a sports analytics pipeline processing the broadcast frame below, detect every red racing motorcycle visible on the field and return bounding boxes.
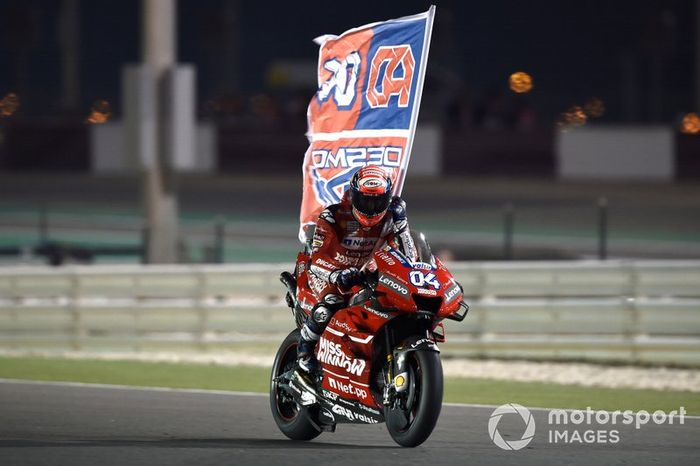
[271,235,469,447]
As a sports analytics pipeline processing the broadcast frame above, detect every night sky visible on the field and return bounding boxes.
[0,0,695,123]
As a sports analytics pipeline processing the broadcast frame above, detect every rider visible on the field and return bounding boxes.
[296,165,418,375]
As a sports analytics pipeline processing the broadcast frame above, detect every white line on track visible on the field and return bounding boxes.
[1,378,698,420]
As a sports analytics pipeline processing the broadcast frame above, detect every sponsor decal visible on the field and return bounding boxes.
[363,305,390,319]
[330,318,354,333]
[308,273,328,295]
[328,377,368,401]
[357,404,381,416]
[318,337,366,376]
[376,251,396,266]
[412,261,435,271]
[331,404,379,424]
[342,236,378,250]
[444,283,461,303]
[334,252,359,267]
[310,265,332,281]
[298,300,314,311]
[378,273,409,296]
[409,338,438,350]
[360,178,385,189]
[416,287,437,296]
[390,250,410,266]
[312,147,402,170]
[314,258,335,270]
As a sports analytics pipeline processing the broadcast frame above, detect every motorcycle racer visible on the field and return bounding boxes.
[296,166,418,375]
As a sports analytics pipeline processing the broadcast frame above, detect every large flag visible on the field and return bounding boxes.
[299,6,436,242]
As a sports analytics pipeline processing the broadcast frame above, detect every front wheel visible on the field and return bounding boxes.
[269,329,321,441]
[385,350,443,447]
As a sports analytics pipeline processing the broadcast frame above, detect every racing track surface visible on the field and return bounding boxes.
[0,380,698,466]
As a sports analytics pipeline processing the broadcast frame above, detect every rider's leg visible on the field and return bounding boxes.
[297,293,344,374]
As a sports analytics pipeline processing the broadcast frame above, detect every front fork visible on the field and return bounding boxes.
[382,331,441,407]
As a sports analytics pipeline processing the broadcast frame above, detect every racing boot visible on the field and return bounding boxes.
[295,320,321,382]
[295,299,339,382]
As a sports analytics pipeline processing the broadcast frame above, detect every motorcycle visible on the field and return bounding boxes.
[271,234,469,447]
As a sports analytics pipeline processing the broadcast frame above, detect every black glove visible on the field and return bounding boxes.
[388,196,407,222]
[330,267,362,290]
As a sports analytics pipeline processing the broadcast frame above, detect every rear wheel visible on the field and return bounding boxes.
[385,350,443,447]
[269,329,321,441]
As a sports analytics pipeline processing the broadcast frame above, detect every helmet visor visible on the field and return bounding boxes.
[353,191,391,217]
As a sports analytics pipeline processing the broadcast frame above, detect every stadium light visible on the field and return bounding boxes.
[584,98,605,118]
[0,93,19,117]
[681,113,700,135]
[509,71,533,93]
[85,100,112,124]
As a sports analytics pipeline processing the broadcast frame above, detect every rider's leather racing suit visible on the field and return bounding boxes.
[297,192,417,367]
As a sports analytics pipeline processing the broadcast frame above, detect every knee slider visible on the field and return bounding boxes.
[312,294,343,324]
[311,304,332,326]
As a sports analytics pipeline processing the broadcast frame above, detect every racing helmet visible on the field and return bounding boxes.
[349,166,392,227]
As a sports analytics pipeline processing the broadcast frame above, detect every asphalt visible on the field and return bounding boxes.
[0,380,698,465]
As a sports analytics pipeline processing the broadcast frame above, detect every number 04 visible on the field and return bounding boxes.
[409,271,440,289]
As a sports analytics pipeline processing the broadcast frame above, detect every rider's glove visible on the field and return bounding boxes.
[389,196,408,233]
[330,267,362,291]
[388,196,407,222]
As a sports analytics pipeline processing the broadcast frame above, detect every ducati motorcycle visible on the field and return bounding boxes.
[271,236,469,447]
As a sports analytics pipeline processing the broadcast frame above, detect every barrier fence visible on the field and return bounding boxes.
[0,261,698,366]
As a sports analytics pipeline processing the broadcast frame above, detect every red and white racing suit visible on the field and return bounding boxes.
[298,194,417,347]
[310,196,415,300]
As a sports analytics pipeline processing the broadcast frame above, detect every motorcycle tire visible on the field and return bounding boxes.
[385,350,443,447]
[269,329,321,441]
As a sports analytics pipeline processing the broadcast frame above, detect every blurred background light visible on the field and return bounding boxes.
[557,105,587,131]
[584,98,605,118]
[680,112,700,135]
[508,71,533,93]
[85,99,111,124]
[0,92,20,117]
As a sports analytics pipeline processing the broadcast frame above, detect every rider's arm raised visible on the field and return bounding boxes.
[386,196,418,262]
